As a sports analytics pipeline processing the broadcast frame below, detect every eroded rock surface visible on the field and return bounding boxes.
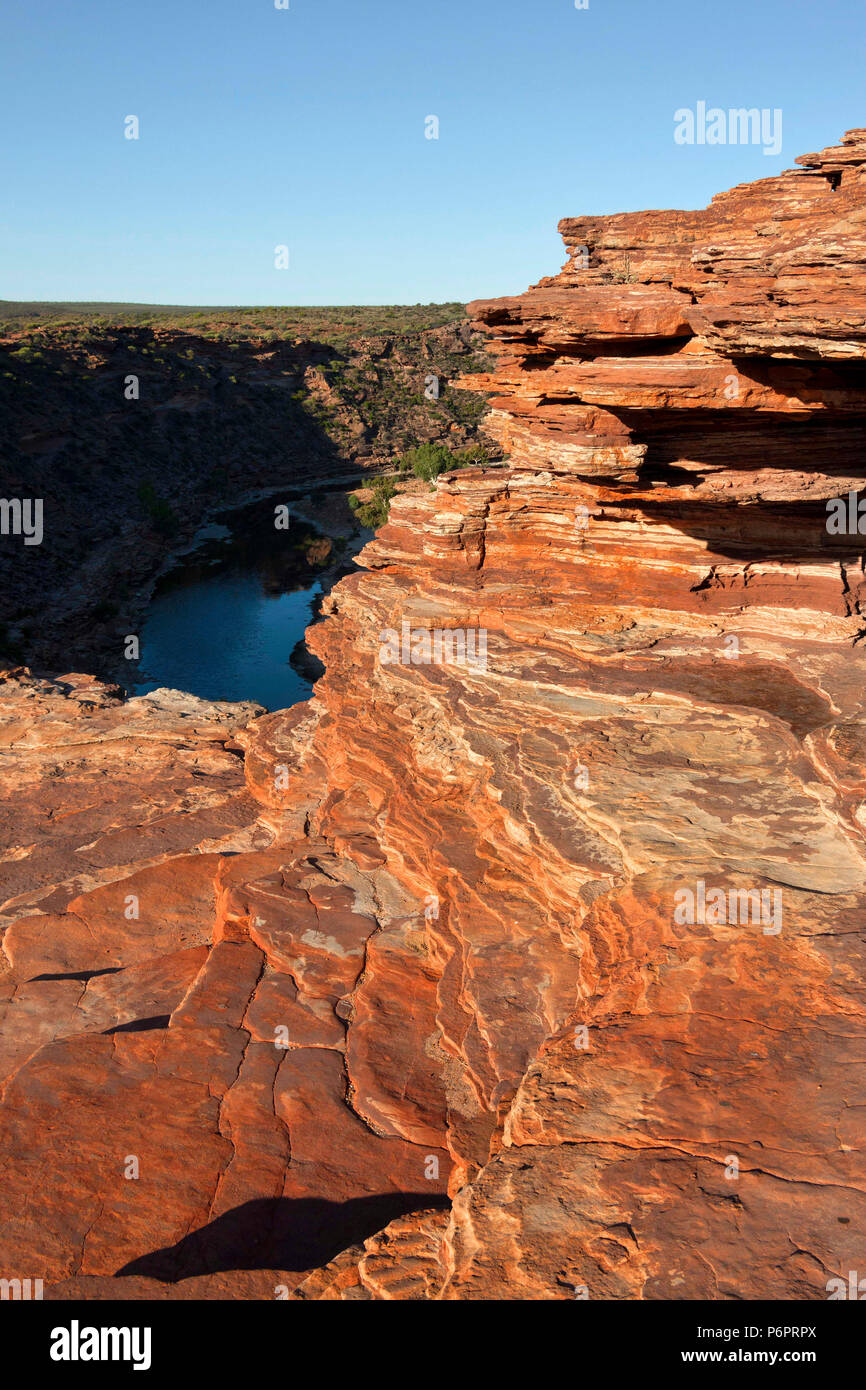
[2,133,866,1300]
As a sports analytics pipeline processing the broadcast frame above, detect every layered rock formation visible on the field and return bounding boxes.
[2,131,866,1300]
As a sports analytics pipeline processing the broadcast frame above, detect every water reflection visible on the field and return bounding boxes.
[131,497,335,710]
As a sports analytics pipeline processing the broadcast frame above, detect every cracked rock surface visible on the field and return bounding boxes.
[2,132,866,1299]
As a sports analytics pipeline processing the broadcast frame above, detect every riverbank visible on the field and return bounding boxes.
[0,309,495,679]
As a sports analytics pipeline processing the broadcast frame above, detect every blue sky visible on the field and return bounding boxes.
[2,0,863,305]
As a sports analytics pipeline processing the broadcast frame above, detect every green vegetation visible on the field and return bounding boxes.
[349,441,495,530]
[0,299,500,681]
[349,476,398,529]
[0,301,467,349]
[0,307,495,479]
[398,440,492,482]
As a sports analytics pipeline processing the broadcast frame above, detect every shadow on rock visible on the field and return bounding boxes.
[115,1192,450,1281]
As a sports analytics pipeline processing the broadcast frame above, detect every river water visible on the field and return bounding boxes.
[130,497,335,710]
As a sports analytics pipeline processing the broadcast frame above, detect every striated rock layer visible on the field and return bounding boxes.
[2,132,866,1300]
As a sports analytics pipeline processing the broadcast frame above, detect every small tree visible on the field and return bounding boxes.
[397,442,454,482]
[351,476,397,529]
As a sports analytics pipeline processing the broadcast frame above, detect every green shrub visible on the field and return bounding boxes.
[397,442,453,482]
[352,476,397,529]
[454,442,491,468]
[395,440,490,481]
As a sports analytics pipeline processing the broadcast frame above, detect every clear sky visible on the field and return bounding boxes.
[2,0,864,305]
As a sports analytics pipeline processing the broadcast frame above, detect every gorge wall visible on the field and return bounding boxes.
[0,313,489,679]
[1,130,865,1299]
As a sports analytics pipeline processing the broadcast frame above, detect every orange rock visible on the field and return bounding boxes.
[4,133,866,1300]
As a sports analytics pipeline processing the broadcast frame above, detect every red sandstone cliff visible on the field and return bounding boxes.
[2,132,866,1300]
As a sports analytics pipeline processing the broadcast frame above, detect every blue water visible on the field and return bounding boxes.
[131,500,330,710]
[132,570,322,710]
